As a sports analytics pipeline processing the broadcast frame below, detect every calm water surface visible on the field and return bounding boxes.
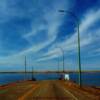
[0,73,100,86]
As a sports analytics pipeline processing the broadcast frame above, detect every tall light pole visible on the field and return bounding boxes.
[58,57,60,73]
[32,66,34,80]
[57,47,65,73]
[32,66,36,81]
[32,66,33,80]
[59,10,82,87]
[25,56,27,81]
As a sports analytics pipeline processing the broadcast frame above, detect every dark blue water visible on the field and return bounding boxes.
[0,73,100,86]
[70,73,100,86]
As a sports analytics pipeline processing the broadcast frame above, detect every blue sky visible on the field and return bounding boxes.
[0,0,100,71]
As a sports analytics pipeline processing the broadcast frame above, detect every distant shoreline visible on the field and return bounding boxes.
[0,70,100,74]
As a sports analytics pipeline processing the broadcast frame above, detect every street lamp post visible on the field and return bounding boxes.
[57,57,60,79]
[32,66,36,81]
[58,57,59,73]
[59,10,82,87]
[25,56,27,81]
[57,47,65,80]
[32,66,34,80]
[57,47,65,73]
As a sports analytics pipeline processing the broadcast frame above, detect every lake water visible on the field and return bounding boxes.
[0,72,100,86]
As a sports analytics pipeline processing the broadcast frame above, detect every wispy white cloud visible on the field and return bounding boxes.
[15,0,68,56]
[23,0,68,43]
[37,54,58,62]
[37,9,100,61]
[1,0,100,70]
[0,0,69,67]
